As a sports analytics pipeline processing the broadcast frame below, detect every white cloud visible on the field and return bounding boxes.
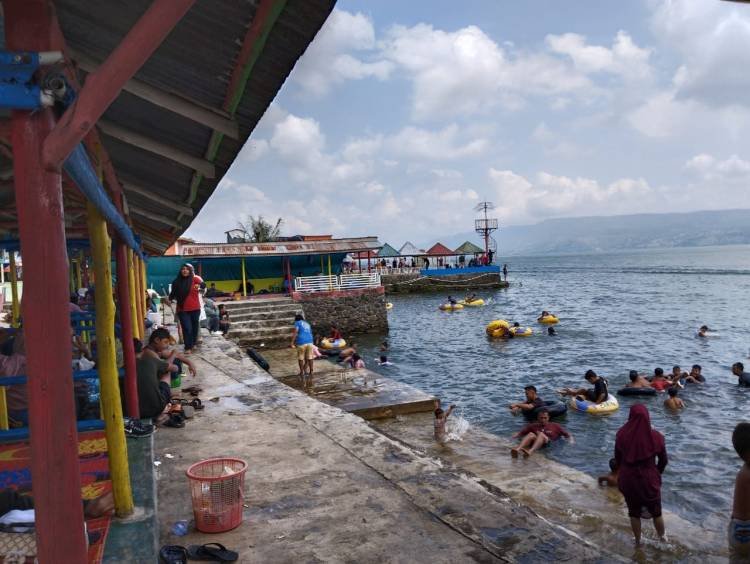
[239,139,269,162]
[292,10,393,96]
[546,31,653,82]
[685,153,750,181]
[387,124,489,159]
[650,0,750,108]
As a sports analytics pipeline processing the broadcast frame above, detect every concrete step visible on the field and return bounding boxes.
[229,318,294,330]
[234,334,291,349]
[227,326,293,340]
[220,298,294,312]
[229,308,301,322]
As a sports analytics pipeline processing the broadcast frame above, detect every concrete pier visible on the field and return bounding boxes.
[154,334,613,562]
[263,348,436,419]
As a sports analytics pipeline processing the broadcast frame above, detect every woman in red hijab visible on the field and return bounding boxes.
[614,404,668,545]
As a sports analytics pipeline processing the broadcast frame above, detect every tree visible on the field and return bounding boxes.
[237,215,283,243]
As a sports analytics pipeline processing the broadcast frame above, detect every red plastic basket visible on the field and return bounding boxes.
[186,457,248,533]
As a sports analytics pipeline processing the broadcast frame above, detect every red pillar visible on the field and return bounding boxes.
[116,243,139,418]
[5,2,88,561]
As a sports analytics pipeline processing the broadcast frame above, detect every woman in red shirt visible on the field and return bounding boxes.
[168,263,204,353]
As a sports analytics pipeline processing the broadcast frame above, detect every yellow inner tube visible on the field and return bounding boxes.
[385,302,393,310]
[538,315,559,324]
[486,319,510,337]
[458,298,485,307]
[439,303,464,311]
[320,337,346,349]
[510,326,533,337]
[570,394,619,414]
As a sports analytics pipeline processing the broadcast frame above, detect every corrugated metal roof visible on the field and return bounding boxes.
[179,236,381,257]
[0,0,336,254]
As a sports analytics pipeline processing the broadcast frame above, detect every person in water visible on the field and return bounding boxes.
[559,370,608,403]
[377,355,393,366]
[380,341,389,352]
[465,293,477,303]
[698,325,710,337]
[511,409,572,458]
[670,365,687,387]
[685,364,705,384]
[664,387,684,410]
[547,327,556,336]
[328,325,343,341]
[538,310,551,320]
[733,362,750,387]
[615,404,668,546]
[650,368,671,392]
[434,403,456,444]
[447,295,457,305]
[509,385,544,416]
[598,457,620,487]
[730,422,750,557]
[627,370,652,389]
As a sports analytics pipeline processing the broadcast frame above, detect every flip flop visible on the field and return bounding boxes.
[186,543,238,562]
[159,545,188,563]
[189,398,204,410]
[163,414,185,428]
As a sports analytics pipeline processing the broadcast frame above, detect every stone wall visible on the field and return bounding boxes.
[382,272,506,293]
[292,286,388,336]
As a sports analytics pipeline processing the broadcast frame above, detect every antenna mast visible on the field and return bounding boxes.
[474,201,498,259]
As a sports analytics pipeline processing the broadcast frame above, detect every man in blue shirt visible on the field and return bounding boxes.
[290,313,314,386]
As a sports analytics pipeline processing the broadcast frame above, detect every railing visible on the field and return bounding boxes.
[294,273,381,293]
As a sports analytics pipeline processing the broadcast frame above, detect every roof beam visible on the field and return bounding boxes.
[122,181,193,216]
[98,120,215,178]
[42,0,197,170]
[71,51,239,140]
[129,204,182,229]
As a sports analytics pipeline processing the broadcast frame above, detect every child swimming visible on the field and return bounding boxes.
[434,403,456,444]
[664,387,684,410]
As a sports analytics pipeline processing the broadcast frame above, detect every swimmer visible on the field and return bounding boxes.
[547,327,556,336]
[509,385,544,416]
[465,292,477,303]
[698,325,710,338]
[670,365,687,387]
[434,402,456,444]
[447,295,457,305]
[598,457,619,487]
[730,422,750,558]
[650,368,670,392]
[511,409,572,458]
[377,355,393,366]
[538,310,554,321]
[685,364,705,384]
[733,362,750,387]
[558,370,608,403]
[512,322,521,328]
[664,387,684,410]
[627,370,652,389]
[380,341,389,352]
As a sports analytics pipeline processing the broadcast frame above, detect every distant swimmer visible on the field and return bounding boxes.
[733,362,750,387]
[558,370,609,404]
[598,457,620,487]
[509,385,544,417]
[447,295,457,305]
[730,423,750,559]
[698,325,710,337]
[376,355,393,366]
[380,341,389,352]
[465,292,478,303]
[511,409,573,458]
[547,327,556,336]
[434,402,456,445]
[685,364,705,384]
[664,387,684,410]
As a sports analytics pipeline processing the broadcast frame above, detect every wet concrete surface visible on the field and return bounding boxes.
[374,412,728,563]
[155,332,617,563]
[263,348,436,419]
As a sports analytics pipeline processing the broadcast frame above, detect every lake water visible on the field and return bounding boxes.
[359,244,750,538]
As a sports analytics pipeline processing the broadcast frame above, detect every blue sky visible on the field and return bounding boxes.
[185,0,750,246]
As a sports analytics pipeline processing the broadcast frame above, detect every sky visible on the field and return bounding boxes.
[184,0,750,247]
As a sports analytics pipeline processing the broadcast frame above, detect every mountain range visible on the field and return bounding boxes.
[430,209,750,256]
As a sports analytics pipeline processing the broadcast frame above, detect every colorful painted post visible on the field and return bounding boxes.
[8,252,19,327]
[5,2,88,559]
[241,257,247,297]
[127,249,141,340]
[87,202,134,516]
[140,256,148,317]
[115,243,139,418]
[76,249,84,290]
[134,255,144,336]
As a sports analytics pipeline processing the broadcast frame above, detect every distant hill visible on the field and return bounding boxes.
[431,209,750,256]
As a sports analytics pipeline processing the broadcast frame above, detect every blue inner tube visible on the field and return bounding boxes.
[523,400,568,420]
[617,387,657,397]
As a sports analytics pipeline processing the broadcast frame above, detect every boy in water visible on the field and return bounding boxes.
[664,387,684,410]
[650,367,671,392]
[685,364,705,384]
[730,422,750,556]
[558,370,608,403]
[598,457,619,487]
[434,402,456,444]
[511,409,572,458]
[627,370,652,389]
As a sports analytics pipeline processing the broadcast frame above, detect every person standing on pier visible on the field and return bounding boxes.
[503,263,508,281]
[614,404,668,546]
[167,263,205,354]
[290,314,315,387]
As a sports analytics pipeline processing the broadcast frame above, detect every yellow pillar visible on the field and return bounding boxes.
[9,252,19,328]
[241,258,247,297]
[0,388,8,431]
[87,202,134,516]
[139,257,148,316]
[134,256,144,335]
[127,249,141,340]
[75,250,83,291]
